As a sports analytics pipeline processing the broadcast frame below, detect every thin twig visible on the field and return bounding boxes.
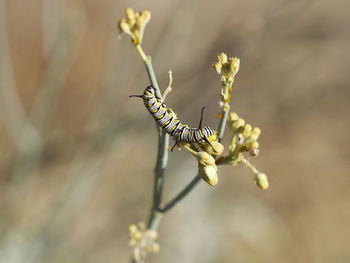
[162,70,173,102]
[158,175,201,213]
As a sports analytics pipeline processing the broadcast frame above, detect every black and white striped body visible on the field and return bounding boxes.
[142,86,214,143]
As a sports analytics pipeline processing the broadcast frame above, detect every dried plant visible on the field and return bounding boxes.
[118,8,269,263]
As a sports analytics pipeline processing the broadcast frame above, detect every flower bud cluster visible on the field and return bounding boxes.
[118,8,151,45]
[213,53,240,106]
[128,222,160,261]
[227,112,261,157]
[215,112,268,190]
[182,136,224,186]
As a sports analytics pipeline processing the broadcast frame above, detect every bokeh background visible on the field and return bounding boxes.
[0,0,349,262]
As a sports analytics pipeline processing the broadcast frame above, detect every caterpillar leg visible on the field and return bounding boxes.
[170,140,178,152]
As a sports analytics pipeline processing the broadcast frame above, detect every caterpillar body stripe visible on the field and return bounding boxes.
[140,86,215,144]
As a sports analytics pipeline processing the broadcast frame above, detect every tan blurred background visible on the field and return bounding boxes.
[0,0,349,262]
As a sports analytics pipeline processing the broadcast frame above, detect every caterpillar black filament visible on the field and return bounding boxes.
[130,86,215,145]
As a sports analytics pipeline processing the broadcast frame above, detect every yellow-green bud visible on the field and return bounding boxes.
[119,20,132,35]
[228,112,239,122]
[195,152,216,166]
[132,230,142,241]
[229,57,240,75]
[248,141,259,156]
[249,127,261,141]
[140,10,151,23]
[125,8,136,21]
[242,124,252,137]
[247,141,259,150]
[232,118,245,129]
[198,165,218,186]
[128,224,138,234]
[213,62,222,74]
[218,53,228,64]
[255,173,269,190]
[203,141,224,155]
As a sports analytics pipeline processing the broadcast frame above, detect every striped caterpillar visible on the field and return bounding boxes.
[130,86,216,148]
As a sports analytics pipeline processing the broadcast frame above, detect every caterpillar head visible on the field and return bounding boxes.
[143,85,156,99]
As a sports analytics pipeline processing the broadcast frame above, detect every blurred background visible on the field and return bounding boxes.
[0,0,349,262]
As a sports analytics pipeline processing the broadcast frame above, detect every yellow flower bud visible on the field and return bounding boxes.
[119,19,132,35]
[140,10,151,23]
[125,8,136,22]
[232,118,245,129]
[249,127,261,141]
[203,141,224,155]
[248,141,259,150]
[228,112,239,122]
[198,165,218,186]
[218,53,228,64]
[229,57,240,75]
[255,173,269,190]
[128,224,138,234]
[195,152,216,166]
[242,124,252,137]
[132,230,142,241]
[213,62,222,74]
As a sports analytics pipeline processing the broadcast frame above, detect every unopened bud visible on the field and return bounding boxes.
[242,124,252,137]
[229,57,240,75]
[119,20,132,35]
[213,62,222,74]
[198,165,218,186]
[195,152,216,166]
[247,141,259,150]
[218,53,228,64]
[255,173,269,190]
[228,112,239,122]
[140,10,151,23]
[132,231,142,241]
[203,141,224,155]
[128,224,138,234]
[125,8,136,21]
[232,118,245,129]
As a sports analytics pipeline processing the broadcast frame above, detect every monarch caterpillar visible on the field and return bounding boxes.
[130,86,215,148]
